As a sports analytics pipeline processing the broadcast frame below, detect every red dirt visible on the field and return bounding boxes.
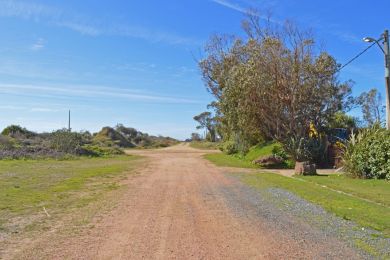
[7,144,359,259]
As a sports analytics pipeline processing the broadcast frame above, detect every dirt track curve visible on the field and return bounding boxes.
[14,144,362,259]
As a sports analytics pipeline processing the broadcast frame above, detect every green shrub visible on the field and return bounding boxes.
[220,140,237,155]
[271,144,288,160]
[0,135,15,150]
[2,125,36,139]
[343,127,390,179]
[283,136,328,164]
[82,145,124,157]
[50,129,83,154]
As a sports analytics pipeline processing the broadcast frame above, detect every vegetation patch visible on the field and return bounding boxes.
[190,141,219,150]
[204,153,258,168]
[0,156,143,235]
[240,172,390,236]
[343,127,390,179]
[204,142,294,169]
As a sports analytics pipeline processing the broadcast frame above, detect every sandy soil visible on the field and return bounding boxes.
[8,144,361,259]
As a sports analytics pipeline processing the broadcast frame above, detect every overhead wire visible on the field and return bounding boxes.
[337,41,377,72]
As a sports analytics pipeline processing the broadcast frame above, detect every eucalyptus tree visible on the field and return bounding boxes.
[199,12,352,159]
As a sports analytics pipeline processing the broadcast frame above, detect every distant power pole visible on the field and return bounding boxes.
[68,110,71,132]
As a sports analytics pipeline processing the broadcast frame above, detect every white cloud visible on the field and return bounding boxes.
[0,83,202,104]
[211,0,247,13]
[56,21,101,36]
[0,0,60,20]
[30,107,59,112]
[31,38,45,51]
[0,0,201,46]
[0,105,25,110]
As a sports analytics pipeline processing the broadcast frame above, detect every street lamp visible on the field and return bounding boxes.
[363,30,390,130]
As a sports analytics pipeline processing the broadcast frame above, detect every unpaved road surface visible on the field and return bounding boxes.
[11,144,362,259]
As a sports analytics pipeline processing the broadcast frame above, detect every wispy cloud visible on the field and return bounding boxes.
[210,0,281,24]
[0,0,60,20]
[0,105,26,110]
[0,0,201,46]
[327,29,362,45]
[211,0,247,13]
[56,21,100,36]
[31,38,46,51]
[0,83,202,104]
[30,107,59,112]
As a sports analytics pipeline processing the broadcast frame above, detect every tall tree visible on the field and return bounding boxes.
[193,112,217,142]
[357,88,385,127]
[199,12,352,157]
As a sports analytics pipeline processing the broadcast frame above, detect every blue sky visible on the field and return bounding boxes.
[0,0,388,139]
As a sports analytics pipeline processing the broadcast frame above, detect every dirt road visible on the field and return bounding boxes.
[15,144,361,259]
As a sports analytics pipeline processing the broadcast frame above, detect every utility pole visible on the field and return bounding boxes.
[383,30,390,130]
[363,30,390,129]
[68,110,71,132]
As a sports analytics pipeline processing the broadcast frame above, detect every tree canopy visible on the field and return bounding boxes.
[199,13,353,156]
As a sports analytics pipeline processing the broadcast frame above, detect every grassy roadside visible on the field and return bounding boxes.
[189,141,219,150]
[203,142,285,169]
[204,153,258,168]
[0,155,143,236]
[240,173,390,237]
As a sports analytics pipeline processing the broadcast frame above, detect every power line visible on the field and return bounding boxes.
[338,41,377,72]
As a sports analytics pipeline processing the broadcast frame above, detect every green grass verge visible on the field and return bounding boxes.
[244,142,280,161]
[190,141,220,150]
[204,142,292,169]
[240,173,390,236]
[204,153,258,168]
[0,156,142,232]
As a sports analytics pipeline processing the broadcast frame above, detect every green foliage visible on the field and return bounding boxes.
[1,125,36,139]
[0,124,176,160]
[219,140,237,155]
[199,15,352,156]
[245,142,280,161]
[0,135,15,150]
[193,111,217,142]
[284,136,328,163]
[190,141,219,150]
[328,111,358,129]
[191,132,202,141]
[357,88,385,127]
[343,127,390,179]
[94,125,177,149]
[82,145,124,157]
[93,127,134,148]
[50,129,84,154]
[206,142,294,169]
[271,144,288,160]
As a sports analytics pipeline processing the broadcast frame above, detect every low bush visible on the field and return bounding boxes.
[0,135,16,150]
[283,136,328,164]
[50,129,84,154]
[1,125,36,139]
[0,146,67,160]
[219,140,237,155]
[81,145,124,157]
[343,127,390,179]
